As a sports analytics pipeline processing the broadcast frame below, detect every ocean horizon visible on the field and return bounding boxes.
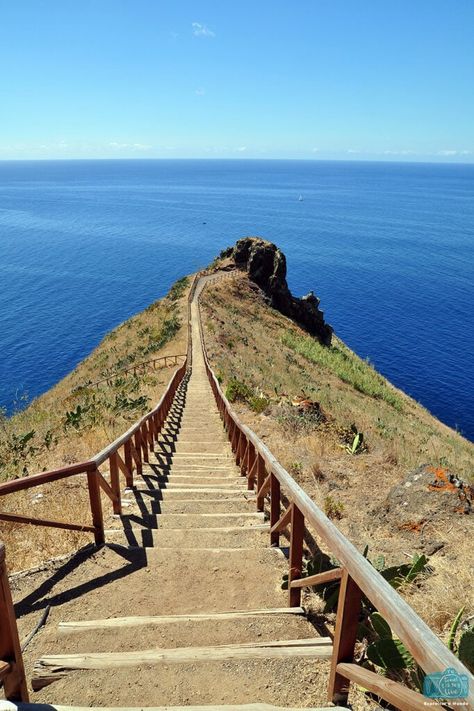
[0,158,473,441]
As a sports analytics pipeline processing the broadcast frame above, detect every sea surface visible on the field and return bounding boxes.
[0,159,473,441]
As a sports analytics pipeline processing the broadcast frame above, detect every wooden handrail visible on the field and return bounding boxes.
[77,353,187,391]
[196,273,474,711]
[0,274,199,543]
[0,274,202,703]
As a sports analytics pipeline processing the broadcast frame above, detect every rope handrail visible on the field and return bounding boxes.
[196,273,474,711]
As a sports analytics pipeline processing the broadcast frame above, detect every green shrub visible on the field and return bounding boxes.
[249,395,270,414]
[226,378,251,403]
[168,276,189,301]
[324,495,344,520]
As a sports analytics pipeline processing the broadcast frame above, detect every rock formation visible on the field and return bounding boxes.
[218,237,333,345]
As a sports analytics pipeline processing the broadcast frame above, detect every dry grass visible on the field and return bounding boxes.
[200,272,474,633]
[0,277,191,571]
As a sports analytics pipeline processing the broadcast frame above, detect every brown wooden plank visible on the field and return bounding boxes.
[96,470,118,505]
[256,472,271,501]
[336,663,445,711]
[87,469,105,546]
[108,452,121,515]
[288,505,304,607]
[0,462,94,497]
[0,659,11,680]
[256,454,266,512]
[0,513,95,533]
[32,639,333,688]
[270,474,281,546]
[270,504,292,534]
[123,440,134,487]
[328,570,362,705]
[116,450,131,480]
[0,544,29,701]
[290,568,342,589]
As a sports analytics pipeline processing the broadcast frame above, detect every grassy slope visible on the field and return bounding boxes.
[200,272,474,634]
[0,277,190,570]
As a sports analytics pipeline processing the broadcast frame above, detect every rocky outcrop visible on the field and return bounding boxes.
[218,237,333,345]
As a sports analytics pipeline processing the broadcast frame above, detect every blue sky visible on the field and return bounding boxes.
[1,0,473,161]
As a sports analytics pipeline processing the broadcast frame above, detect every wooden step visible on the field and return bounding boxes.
[104,525,270,549]
[52,609,313,654]
[32,638,332,689]
[59,607,305,632]
[131,487,255,500]
[110,513,265,530]
[155,512,265,528]
[138,479,247,489]
[142,499,258,514]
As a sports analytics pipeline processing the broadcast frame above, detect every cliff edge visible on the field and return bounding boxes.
[219,237,333,345]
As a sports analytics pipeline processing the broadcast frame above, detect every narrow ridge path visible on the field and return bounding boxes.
[17,277,342,711]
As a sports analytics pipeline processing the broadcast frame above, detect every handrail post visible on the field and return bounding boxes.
[256,455,266,511]
[247,441,256,490]
[270,473,281,546]
[134,431,143,476]
[141,423,149,463]
[109,452,121,515]
[87,468,105,545]
[124,440,134,488]
[0,544,28,701]
[328,569,362,705]
[288,505,304,607]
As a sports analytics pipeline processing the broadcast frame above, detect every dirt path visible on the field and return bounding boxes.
[10,276,344,710]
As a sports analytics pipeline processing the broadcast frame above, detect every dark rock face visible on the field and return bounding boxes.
[220,237,332,345]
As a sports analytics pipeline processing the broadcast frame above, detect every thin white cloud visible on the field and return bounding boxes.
[437,149,471,157]
[192,22,215,37]
[195,88,206,96]
[108,142,152,150]
[236,146,247,152]
[382,149,416,156]
[311,147,319,153]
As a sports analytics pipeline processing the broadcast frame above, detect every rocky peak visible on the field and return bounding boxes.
[218,237,332,345]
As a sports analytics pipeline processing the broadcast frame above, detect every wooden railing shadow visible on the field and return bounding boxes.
[0,275,200,702]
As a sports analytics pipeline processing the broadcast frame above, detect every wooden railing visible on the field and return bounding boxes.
[0,276,199,702]
[76,353,186,391]
[0,362,186,545]
[197,276,474,711]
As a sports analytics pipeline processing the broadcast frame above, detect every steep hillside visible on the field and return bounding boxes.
[200,248,474,637]
[0,277,190,570]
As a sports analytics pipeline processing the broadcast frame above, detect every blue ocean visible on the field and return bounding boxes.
[0,159,473,440]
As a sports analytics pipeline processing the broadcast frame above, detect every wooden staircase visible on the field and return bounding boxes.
[3,273,468,711]
[13,286,341,710]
